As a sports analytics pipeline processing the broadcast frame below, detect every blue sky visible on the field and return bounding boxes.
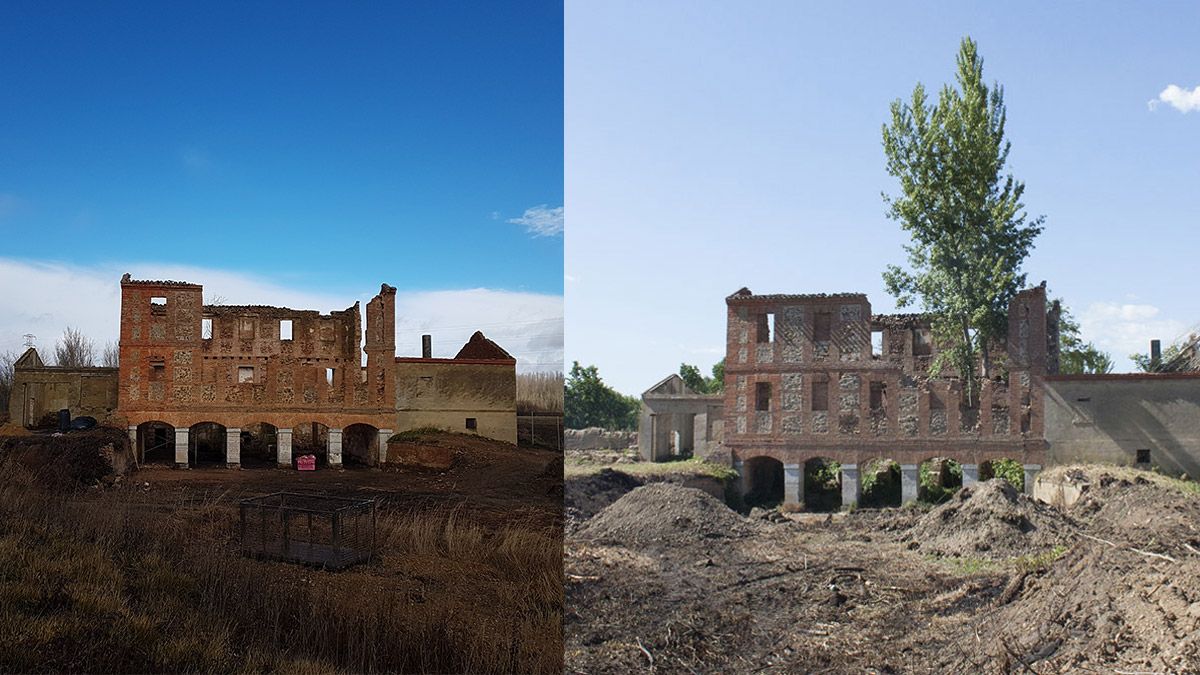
[0,1,563,371]
[567,0,1200,394]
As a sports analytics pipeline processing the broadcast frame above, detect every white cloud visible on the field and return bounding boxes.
[0,258,562,373]
[507,204,563,237]
[1079,301,1188,366]
[1150,84,1200,113]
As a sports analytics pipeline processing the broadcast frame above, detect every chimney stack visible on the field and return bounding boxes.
[1151,339,1162,370]
[422,334,432,359]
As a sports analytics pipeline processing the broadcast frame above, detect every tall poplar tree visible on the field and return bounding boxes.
[882,37,1043,405]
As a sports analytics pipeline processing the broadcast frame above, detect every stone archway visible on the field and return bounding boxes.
[742,456,784,509]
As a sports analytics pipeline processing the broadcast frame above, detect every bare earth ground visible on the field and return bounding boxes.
[565,465,1200,674]
[129,433,563,530]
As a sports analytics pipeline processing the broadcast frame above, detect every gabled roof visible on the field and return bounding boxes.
[14,347,44,368]
[643,373,695,397]
[454,331,514,361]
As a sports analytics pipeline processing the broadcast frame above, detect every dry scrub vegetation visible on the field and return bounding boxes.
[517,371,564,415]
[0,432,563,673]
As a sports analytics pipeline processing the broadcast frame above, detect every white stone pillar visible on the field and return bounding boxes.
[377,428,393,465]
[277,428,293,468]
[127,426,138,463]
[1023,464,1041,495]
[225,427,241,468]
[328,428,343,467]
[841,463,860,510]
[900,463,920,504]
[174,428,190,469]
[784,462,802,506]
[962,463,979,487]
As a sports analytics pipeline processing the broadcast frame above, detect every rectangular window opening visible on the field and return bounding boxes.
[811,378,828,411]
[929,391,945,410]
[466,417,477,430]
[1136,448,1151,464]
[870,381,886,412]
[325,368,334,385]
[755,382,772,411]
[150,361,165,381]
[871,330,884,357]
[1076,396,1091,403]
[814,311,832,342]
[756,313,774,343]
[280,319,293,340]
[237,366,254,383]
[201,318,213,340]
[150,296,167,307]
[912,328,932,356]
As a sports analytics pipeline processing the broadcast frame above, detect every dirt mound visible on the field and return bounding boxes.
[0,427,129,489]
[564,468,642,529]
[905,478,1075,559]
[578,482,752,546]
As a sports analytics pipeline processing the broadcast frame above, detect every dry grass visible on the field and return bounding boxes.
[0,462,563,673]
[517,372,563,415]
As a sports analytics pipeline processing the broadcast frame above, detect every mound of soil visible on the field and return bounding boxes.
[0,427,129,489]
[578,482,752,546]
[564,468,642,529]
[0,422,32,437]
[905,479,1075,559]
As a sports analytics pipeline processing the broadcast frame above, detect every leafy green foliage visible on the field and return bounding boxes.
[919,459,963,503]
[859,459,901,508]
[881,37,1043,405]
[988,458,1024,490]
[804,459,842,511]
[1130,343,1183,372]
[564,362,639,431]
[1053,299,1112,374]
[678,359,725,394]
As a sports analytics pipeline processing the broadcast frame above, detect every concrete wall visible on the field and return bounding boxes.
[1044,375,1200,478]
[9,366,119,427]
[394,359,517,444]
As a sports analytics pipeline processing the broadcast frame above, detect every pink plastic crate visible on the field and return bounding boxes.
[296,454,316,471]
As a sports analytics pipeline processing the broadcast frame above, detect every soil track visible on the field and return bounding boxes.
[566,468,1200,673]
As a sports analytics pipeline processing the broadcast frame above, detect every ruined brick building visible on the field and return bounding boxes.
[721,284,1051,509]
[10,275,519,468]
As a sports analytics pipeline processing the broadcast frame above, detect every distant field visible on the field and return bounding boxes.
[0,429,564,674]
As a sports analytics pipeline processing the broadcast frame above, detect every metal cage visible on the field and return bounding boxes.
[239,492,376,570]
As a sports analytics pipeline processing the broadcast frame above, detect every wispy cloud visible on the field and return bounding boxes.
[507,204,563,237]
[0,258,562,373]
[1148,84,1200,113]
[1079,301,1188,364]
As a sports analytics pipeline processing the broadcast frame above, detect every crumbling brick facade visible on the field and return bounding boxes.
[117,275,515,468]
[724,285,1051,507]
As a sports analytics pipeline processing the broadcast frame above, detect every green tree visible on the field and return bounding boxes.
[1130,343,1183,372]
[1053,299,1113,374]
[564,362,639,430]
[882,37,1044,405]
[678,359,726,394]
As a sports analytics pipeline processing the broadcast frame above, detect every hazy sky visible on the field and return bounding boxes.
[0,1,563,371]
[566,0,1200,394]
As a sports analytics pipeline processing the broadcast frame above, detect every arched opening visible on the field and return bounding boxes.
[189,422,227,466]
[343,423,379,466]
[859,458,901,508]
[240,422,278,468]
[742,456,784,509]
[293,421,330,467]
[918,457,963,503]
[980,458,1024,491]
[137,421,175,465]
[804,457,842,512]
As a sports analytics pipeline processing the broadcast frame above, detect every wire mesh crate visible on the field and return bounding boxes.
[239,492,376,570]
